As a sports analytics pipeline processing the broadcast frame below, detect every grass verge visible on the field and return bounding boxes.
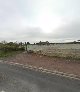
[0,51,23,59]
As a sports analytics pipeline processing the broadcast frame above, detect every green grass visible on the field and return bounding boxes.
[0,50,23,59]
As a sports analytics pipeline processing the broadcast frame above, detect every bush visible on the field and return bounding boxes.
[0,42,25,52]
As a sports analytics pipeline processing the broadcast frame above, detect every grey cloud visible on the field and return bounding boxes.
[18,19,80,42]
[25,27,43,37]
[0,0,24,28]
[44,19,80,41]
[0,27,44,42]
[0,19,80,43]
[0,0,80,43]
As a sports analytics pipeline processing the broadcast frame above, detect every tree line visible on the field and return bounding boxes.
[0,41,25,52]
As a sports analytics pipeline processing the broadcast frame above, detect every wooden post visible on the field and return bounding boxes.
[25,42,27,51]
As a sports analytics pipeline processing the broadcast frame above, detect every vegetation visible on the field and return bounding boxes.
[0,41,25,58]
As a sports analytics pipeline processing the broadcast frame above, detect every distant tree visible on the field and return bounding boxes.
[73,41,76,44]
[46,41,49,45]
[78,40,80,41]
[7,42,14,45]
[27,42,30,45]
[19,42,23,46]
[1,40,7,44]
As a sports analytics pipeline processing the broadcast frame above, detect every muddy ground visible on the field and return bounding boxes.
[6,52,80,76]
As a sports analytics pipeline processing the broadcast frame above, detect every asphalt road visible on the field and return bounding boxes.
[0,63,80,92]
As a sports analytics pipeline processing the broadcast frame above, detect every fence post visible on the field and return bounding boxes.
[25,42,27,51]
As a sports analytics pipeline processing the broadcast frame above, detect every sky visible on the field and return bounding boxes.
[0,0,80,43]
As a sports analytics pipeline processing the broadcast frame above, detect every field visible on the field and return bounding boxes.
[27,44,80,59]
[6,52,80,77]
[1,43,80,77]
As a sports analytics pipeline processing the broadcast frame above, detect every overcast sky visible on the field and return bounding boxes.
[0,0,80,43]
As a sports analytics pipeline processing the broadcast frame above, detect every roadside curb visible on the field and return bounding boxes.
[0,60,80,80]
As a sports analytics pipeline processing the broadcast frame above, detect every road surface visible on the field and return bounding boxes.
[0,63,80,92]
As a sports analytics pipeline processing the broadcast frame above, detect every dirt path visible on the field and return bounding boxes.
[6,52,80,76]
